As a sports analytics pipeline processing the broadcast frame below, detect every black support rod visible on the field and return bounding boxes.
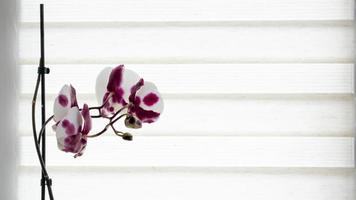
[40,4,47,200]
[32,4,53,200]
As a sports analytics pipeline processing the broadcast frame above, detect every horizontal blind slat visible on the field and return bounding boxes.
[21,0,353,22]
[20,136,354,167]
[20,64,354,94]
[19,167,354,200]
[19,25,353,64]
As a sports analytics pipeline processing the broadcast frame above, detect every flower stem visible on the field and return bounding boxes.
[37,115,54,144]
[87,113,128,138]
[37,101,130,143]
[109,104,129,120]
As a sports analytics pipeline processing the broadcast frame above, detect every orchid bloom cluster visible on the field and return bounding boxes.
[52,65,164,157]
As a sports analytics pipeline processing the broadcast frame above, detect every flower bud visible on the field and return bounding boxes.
[122,132,133,141]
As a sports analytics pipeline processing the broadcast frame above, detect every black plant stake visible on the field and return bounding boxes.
[32,4,54,200]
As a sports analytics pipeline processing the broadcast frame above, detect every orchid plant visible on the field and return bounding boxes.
[51,65,164,157]
[31,6,162,200]
[32,64,163,199]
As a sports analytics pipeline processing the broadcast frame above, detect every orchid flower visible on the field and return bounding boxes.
[127,80,163,124]
[53,85,92,157]
[50,65,163,158]
[96,65,164,128]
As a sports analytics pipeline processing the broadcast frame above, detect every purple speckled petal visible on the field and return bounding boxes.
[96,65,141,117]
[107,65,124,93]
[120,68,141,103]
[100,92,126,117]
[81,104,92,135]
[129,81,163,123]
[54,85,77,122]
[74,136,87,158]
[55,107,83,153]
[129,106,161,123]
[128,78,144,103]
[69,85,78,107]
[58,95,68,107]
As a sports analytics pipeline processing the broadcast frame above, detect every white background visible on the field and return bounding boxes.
[19,0,354,199]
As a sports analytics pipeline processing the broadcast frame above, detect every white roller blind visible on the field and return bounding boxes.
[19,0,355,200]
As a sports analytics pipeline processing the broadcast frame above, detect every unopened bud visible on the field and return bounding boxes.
[122,132,133,141]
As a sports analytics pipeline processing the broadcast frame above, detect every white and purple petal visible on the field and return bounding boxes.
[95,65,141,117]
[121,68,141,103]
[81,103,92,135]
[95,67,112,105]
[53,84,78,122]
[106,65,124,95]
[55,107,83,153]
[135,82,163,113]
[129,81,163,123]
[128,78,144,103]
[74,135,87,158]
[100,93,126,117]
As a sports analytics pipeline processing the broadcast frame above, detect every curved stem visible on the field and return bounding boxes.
[113,130,125,137]
[87,124,110,138]
[37,115,54,144]
[87,113,128,138]
[111,113,129,124]
[110,125,133,141]
[89,106,104,110]
[87,105,129,138]
[109,104,129,120]
[110,123,120,135]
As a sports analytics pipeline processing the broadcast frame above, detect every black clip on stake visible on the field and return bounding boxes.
[38,66,50,74]
[38,59,50,75]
